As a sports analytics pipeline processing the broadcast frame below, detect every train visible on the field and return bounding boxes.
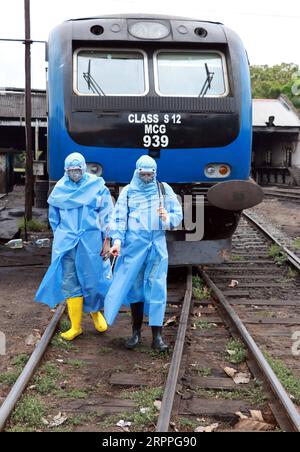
[46,14,263,265]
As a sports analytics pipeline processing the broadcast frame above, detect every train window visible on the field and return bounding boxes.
[74,49,149,96]
[154,51,228,97]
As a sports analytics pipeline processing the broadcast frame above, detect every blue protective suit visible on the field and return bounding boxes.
[104,155,183,327]
[35,153,114,312]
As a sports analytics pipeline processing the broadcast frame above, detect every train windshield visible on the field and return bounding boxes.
[75,49,148,96]
[154,51,227,97]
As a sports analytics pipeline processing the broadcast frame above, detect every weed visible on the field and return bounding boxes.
[98,347,113,354]
[268,245,288,266]
[177,417,200,430]
[59,318,71,332]
[19,218,48,233]
[11,354,30,368]
[194,320,216,331]
[56,389,89,399]
[192,276,211,300]
[225,339,247,364]
[0,354,30,386]
[66,359,85,368]
[0,370,21,386]
[137,346,169,359]
[265,354,300,404]
[230,255,243,262]
[51,334,77,351]
[198,368,213,377]
[11,395,45,428]
[287,268,298,280]
[119,387,163,431]
[34,362,62,395]
[67,413,97,426]
[293,238,300,251]
[195,383,266,406]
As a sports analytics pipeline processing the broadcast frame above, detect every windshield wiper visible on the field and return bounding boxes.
[83,59,106,96]
[199,63,215,97]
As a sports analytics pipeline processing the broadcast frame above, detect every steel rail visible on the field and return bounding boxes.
[243,211,300,271]
[0,303,66,431]
[198,267,300,432]
[156,267,193,432]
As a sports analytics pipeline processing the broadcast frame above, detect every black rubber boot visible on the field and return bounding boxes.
[125,302,144,349]
[151,327,169,353]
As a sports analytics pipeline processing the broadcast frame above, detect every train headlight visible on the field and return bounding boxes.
[206,166,216,176]
[205,164,231,178]
[87,163,103,177]
[129,21,170,40]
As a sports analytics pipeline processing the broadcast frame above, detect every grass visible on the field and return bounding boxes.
[192,276,212,300]
[19,218,48,233]
[194,320,216,331]
[177,417,200,430]
[34,375,57,395]
[137,347,170,359]
[59,318,71,332]
[194,383,267,406]
[51,333,77,351]
[10,395,46,428]
[0,370,21,386]
[286,268,298,281]
[268,245,288,266]
[56,389,89,399]
[118,387,163,431]
[265,354,300,404]
[67,413,98,426]
[293,238,300,251]
[34,362,62,395]
[230,255,243,262]
[225,339,247,364]
[66,359,85,368]
[0,354,30,387]
[98,347,113,354]
[11,354,30,368]
[198,368,213,377]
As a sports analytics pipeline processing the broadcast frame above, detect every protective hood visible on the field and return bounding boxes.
[48,153,105,209]
[128,155,158,200]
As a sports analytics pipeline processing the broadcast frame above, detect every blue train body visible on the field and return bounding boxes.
[46,15,261,265]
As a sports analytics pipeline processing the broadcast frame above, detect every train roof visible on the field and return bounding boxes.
[67,14,223,25]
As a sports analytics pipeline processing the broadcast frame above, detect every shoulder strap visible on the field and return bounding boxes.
[159,182,166,196]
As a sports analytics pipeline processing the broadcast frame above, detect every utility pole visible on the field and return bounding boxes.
[24,0,33,221]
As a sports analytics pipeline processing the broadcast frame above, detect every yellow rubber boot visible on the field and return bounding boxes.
[61,297,83,341]
[91,312,108,333]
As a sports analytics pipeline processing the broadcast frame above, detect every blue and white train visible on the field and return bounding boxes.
[46,14,263,265]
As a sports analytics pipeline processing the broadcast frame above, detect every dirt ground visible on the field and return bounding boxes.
[250,198,300,239]
[1,186,300,431]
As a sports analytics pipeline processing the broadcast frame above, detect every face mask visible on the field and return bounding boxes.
[139,171,155,184]
[139,173,155,184]
[68,169,83,183]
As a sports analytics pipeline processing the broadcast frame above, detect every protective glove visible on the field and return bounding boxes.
[110,239,121,257]
[157,207,169,223]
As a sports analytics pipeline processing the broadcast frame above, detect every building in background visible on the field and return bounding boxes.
[252,96,300,186]
[0,87,47,194]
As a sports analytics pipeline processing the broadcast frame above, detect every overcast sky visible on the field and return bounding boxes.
[0,0,299,89]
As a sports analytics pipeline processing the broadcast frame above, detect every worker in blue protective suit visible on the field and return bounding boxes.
[35,153,114,341]
[104,155,183,352]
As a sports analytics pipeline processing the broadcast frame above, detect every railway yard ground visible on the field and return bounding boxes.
[1,186,300,432]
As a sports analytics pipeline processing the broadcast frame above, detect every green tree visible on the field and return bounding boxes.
[250,63,300,110]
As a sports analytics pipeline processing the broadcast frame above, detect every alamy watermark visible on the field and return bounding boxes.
[105,193,205,242]
[292,332,300,357]
[0,331,6,356]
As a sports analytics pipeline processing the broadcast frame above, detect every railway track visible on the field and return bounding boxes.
[263,187,300,203]
[1,214,300,432]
